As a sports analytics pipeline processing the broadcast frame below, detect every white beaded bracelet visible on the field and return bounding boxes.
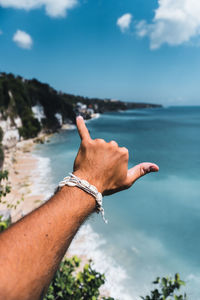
[58,173,107,224]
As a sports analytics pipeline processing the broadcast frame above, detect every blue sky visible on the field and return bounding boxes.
[0,0,200,105]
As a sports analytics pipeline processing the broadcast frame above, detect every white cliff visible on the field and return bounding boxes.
[32,104,45,123]
[0,116,21,149]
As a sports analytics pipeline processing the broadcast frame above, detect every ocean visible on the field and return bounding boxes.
[33,106,200,299]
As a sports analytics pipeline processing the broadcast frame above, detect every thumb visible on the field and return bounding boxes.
[126,162,159,186]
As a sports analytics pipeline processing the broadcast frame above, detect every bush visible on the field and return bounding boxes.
[44,256,115,300]
[0,215,11,233]
[0,170,11,232]
[0,126,4,168]
[0,146,4,168]
[19,117,41,139]
[141,273,187,300]
[0,127,3,143]
[0,170,11,198]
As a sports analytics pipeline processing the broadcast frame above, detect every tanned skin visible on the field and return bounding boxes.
[0,116,159,300]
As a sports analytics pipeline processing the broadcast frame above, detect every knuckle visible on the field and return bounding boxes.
[120,147,129,155]
[81,140,88,148]
[109,140,118,147]
[120,147,129,160]
[94,138,105,145]
[82,139,93,149]
[87,139,93,146]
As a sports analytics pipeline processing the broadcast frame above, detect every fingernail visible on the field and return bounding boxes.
[76,115,83,120]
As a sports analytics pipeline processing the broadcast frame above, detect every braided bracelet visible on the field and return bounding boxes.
[58,173,107,224]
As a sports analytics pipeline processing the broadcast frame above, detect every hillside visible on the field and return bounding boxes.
[0,72,161,160]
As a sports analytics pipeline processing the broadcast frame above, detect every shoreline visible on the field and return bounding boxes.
[0,134,52,222]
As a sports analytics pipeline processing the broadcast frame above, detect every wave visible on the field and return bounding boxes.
[61,124,76,130]
[92,113,101,120]
[68,223,132,300]
[185,274,200,298]
[85,113,101,123]
[30,154,55,200]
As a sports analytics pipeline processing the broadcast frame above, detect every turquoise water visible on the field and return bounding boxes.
[34,107,200,299]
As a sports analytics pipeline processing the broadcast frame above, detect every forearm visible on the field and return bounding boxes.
[0,185,96,300]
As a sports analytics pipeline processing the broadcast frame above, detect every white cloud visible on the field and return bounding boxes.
[136,0,200,49]
[117,13,132,33]
[0,0,78,18]
[13,30,33,49]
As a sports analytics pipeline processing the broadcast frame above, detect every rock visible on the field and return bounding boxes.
[2,129,20,149]
[32,104,45,123]
[0,116,22,149]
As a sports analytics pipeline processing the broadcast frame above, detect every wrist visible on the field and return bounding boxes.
[73,170,104,194]
[59,172,107,223]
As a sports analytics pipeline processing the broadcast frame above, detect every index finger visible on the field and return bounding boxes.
[76,116,92,141]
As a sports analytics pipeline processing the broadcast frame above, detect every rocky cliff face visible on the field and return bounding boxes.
[0,88,21,148]
[0,116,21,149]
[0,73,76,141]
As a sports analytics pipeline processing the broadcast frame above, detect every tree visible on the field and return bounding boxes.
[0,170,11,233]
[141,273,187,300]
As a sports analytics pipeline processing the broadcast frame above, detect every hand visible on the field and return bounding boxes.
[73,116,159,196]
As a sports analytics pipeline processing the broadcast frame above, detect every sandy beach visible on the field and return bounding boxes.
[0,137,49,223]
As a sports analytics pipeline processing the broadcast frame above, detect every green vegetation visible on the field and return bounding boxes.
[0,126,4,168]
[0,214,11,232]
[45,260,187,300]
[0,170,11,199]
[45,256,114,300]
[0,169,24,210]
[44,263,187,300]
[18,116,41,139]
[0,169,11,233]
[141,274,187,300]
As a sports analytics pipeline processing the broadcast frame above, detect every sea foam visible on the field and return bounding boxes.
[68,223,133,300]
[30,154,55,200]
